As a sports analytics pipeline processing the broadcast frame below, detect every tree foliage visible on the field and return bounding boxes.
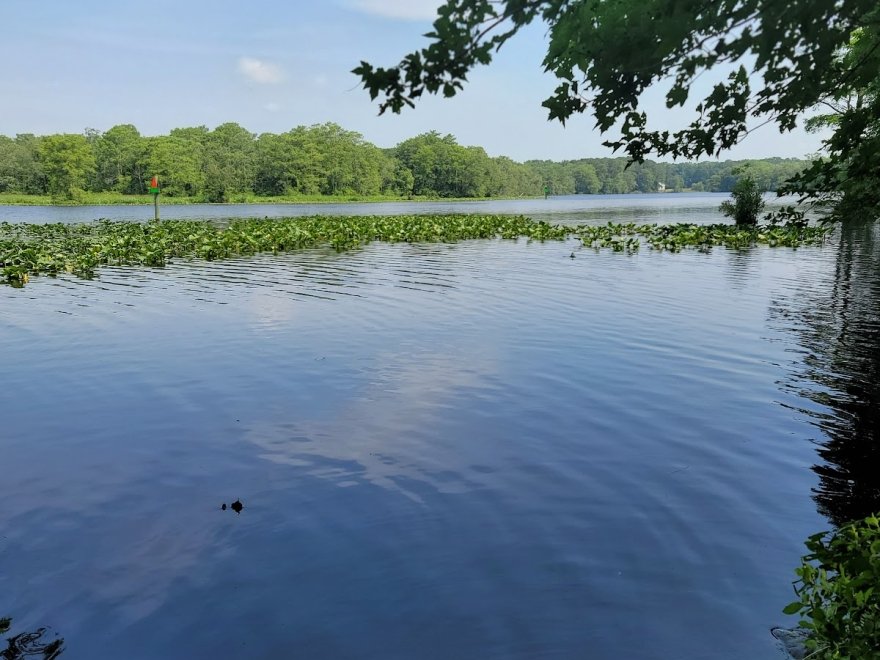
[0,134,45,195]
[146,135,205,197]
[0,124,809,202]
[779,25,880,219]
[94,124,147,194]
[720,176,765,225]
[354,0,880,219]
[395,131,496,197]
[37,134,96,200]
[783,514,880,659]
[203,122,257,202]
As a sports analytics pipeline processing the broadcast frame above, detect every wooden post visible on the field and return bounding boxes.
[150,176,160,221]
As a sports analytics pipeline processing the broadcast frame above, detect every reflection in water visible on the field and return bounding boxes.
[0,193,734,224]
[773,221,880,526]
[724,245,760,291]
[0,619,63,659]
[246,349,499,503]
[0,223,863,659]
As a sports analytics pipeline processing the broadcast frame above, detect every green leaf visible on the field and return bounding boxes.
[783,601,804,615]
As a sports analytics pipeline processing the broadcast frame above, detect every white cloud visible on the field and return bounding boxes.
[263,102,281,112]
[350,0,440,21]
[237,57,284,84]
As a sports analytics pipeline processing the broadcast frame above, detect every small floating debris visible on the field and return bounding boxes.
[220,500,243,513]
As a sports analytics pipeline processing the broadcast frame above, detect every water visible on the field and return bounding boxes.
[1,203,877,659]
[0,192,800,225]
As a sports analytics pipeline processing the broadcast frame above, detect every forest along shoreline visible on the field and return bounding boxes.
[1,123,807,204]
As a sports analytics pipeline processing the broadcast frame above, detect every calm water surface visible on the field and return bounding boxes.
[0,192,800,225]
[1,204,877,659]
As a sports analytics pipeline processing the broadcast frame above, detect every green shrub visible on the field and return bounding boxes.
[784,514,880,659]
[720,176,766,225]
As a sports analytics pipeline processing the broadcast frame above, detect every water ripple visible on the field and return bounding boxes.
[0,225,869,660]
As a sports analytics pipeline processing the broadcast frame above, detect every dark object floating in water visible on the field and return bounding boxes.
[221,503,227,511]
[0,617,65,659]
[771,627,809,659]
[231,499,243,514]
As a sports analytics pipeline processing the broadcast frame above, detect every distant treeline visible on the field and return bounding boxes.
[0,123,807,202]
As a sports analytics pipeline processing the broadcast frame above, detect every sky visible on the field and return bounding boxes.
[0,0,825,162]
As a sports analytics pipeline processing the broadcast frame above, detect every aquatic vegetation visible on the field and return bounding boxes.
[0,215,830,287]
[783,514,880,660]
[573,223,643,253]
[0,215,564,286]
[573,221,829,253]
[635,222,829,252]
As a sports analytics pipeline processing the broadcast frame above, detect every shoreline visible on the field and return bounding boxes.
[0,194,549,207]
[0,191,715,208]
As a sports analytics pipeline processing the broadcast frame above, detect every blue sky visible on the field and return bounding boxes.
[0,0,823,161]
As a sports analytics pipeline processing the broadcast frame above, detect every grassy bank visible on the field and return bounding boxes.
[0,192,541,206]
[0,215,831,287]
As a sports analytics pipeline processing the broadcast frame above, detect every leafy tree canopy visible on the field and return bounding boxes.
[720,176,765,225]
[779,26,880,219]
[0,124,814,201]
[354,0,880,218]
[37,134,96,200]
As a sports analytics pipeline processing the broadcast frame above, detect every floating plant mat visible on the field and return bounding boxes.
[0,215,831,286]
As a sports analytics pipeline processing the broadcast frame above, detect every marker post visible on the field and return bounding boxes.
[150,176,160,220]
